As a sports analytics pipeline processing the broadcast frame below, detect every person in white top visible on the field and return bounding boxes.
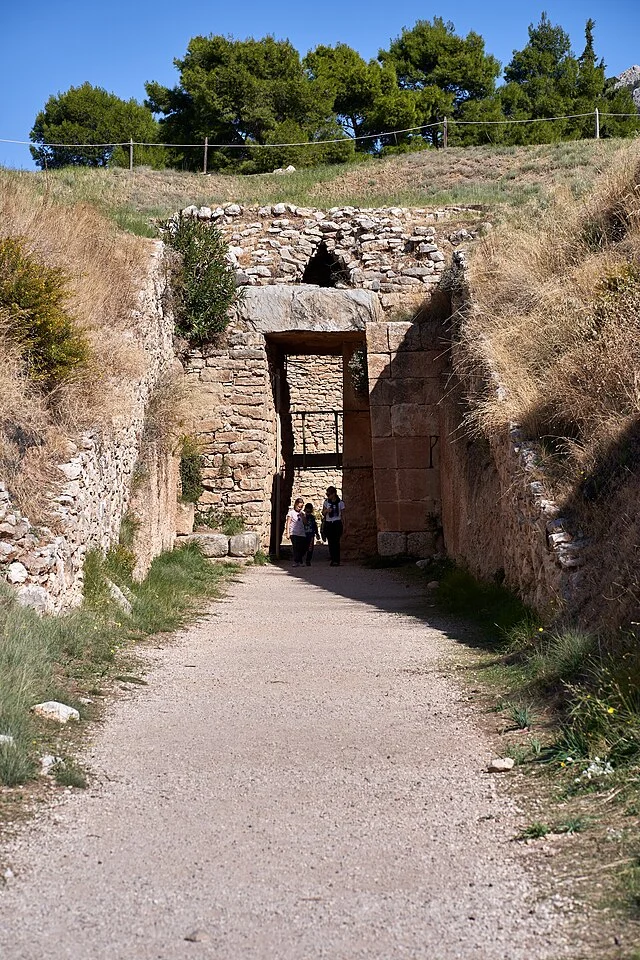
[322,485,345,566]
[285,497,307,566]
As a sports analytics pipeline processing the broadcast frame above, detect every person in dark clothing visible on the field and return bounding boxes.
[302,503,320,566]
[322,485,345,566]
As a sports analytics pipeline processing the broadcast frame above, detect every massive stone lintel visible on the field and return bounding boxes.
[238,286,381,335]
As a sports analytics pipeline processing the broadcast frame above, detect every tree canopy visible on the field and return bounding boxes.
[30,83,162,169]
[380,17,501,145]
[145,35,353,171]
[497,15,637,144]
[30,18,640,172]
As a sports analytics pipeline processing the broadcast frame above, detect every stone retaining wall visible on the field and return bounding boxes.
[439,252,585,615]
[0,243,178,612]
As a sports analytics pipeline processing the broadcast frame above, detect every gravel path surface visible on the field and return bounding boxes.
[0,562,575,959]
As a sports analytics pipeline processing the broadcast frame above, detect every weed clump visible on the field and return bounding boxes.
[162,215,238,343]
[53,760,88,789]
[179,435,204,504]
[195,508,245,537]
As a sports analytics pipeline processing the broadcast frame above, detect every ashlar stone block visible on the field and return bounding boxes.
[378,532,407,556]
[391,404,438,437]
[407,532,437,558]
[183,533,229,557]
[365,322,390,353]
[229,532,261,557]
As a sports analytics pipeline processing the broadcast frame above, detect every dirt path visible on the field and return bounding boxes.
[0,563,577,959]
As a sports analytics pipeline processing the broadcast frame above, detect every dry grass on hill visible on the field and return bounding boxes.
[460,140,640,630]
[308,139,628,211]
[3,139,631,237]
[0,171,149,516]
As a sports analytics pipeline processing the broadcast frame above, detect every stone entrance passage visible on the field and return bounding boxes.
[186,286,379,558]
[266,332,376,559]
[184,203,456,560]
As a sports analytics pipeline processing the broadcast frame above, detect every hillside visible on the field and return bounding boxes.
[2,138,631,237]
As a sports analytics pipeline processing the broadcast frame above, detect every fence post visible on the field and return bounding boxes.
[443,117,448,149]
[129,138,133,170]
[595,107,600,140]
[203,136,208,175]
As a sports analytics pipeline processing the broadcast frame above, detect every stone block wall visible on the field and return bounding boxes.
[179,204,489,562]
[180,202,474,314]
[186,325,279,544]
[185,286,381,553]
[176,203,490,560]
[367,317,449,557]
[187,321,277,542]
[1,243,178,612]
[290,468,339,516]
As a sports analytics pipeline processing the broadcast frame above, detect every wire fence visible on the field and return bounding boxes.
[3,109,639,172]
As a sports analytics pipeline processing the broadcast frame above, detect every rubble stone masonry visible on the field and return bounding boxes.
[0,243,178,612]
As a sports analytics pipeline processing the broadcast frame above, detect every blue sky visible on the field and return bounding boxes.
[2,0,638,169]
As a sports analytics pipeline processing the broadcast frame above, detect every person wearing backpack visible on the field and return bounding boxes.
[322,485,345,566]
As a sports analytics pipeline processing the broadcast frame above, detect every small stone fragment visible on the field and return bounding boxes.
[7,562,28,584]
[487,757,515,773]
[15,585,54,615]
[32,701,80,724]
[184,929,210,943]
[40,754,64,774]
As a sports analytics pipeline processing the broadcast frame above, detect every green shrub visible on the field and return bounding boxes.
[0,237,89,387]
[179,435,204,503]
[162,215,238,343]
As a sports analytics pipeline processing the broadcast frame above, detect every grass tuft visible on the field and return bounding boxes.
[507,702,536,730]
[517,822,551,840]
[528,629,598,687]
[53,760,88,789]
[434,566,532,642]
